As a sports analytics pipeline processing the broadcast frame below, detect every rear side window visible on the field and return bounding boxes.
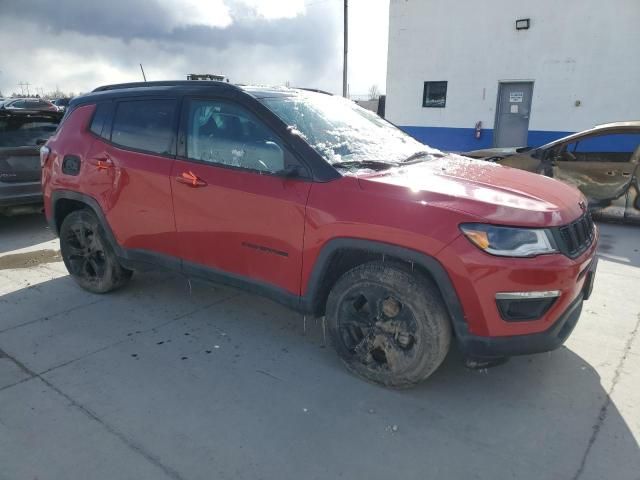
[89,102,112,138]
[111,99,177,155]
[0,115,60,147]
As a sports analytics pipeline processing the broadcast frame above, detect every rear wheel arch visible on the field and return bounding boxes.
[302,238,468,338]
[51,191,122,255]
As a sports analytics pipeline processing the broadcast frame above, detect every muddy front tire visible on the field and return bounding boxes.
[326,262,451,388]
[59,209,132,294]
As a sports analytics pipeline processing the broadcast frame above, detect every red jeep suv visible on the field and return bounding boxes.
[41,81,598,387]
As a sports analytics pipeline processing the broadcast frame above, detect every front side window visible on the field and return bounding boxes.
[260,91,436,166]
[111,99,176,155]
[422,81,447,108]
[560,133,640,163]
[185,99,287,173]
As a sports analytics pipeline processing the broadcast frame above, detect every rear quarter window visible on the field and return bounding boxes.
[110,99,177,155]
[89,102,113,138]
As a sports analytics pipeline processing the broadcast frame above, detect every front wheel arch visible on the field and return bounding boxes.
[302,238,467,339]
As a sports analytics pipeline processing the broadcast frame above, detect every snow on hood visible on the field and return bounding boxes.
[356,154,586,227]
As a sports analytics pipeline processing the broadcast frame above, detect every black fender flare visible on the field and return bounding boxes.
[50,190,125,256]
[300,238,469,339]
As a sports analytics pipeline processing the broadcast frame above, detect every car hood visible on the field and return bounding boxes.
[356,154,586,227]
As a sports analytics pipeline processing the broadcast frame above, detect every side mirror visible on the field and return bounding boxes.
[277,164,305,179]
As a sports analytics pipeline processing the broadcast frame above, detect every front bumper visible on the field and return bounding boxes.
[458,292,583,358]
[457,256,597,359]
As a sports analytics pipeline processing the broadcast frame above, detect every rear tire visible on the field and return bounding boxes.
[326,261,451,388]
[59,209,132,293]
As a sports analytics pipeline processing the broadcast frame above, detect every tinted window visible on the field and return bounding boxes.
[0,115,60,147]
[423,81,447,108]
[111,99,176,155]
[186,99,286,173]
[90,102,112,138]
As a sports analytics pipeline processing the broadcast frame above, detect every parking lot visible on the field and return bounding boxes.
[0,214,638,480]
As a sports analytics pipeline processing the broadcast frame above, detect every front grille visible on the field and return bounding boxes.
[556,212,595,258]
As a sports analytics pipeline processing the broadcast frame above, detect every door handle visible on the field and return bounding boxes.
[176,171,207,187]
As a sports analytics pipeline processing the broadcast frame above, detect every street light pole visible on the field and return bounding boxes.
[342,0,348,98]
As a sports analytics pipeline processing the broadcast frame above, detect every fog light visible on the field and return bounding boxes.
[495,291,560,300]
[496,291,560,322]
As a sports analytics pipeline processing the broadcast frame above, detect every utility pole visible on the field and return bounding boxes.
[342,0,348,98]
[18,82,31,96]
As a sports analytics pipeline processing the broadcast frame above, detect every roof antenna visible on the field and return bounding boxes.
[139,64,147,82]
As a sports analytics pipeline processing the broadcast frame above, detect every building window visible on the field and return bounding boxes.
[422,81,447,108]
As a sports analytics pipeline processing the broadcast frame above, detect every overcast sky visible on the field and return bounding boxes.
[0,0,389,97]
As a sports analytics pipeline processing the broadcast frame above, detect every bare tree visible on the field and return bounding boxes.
[368,84,380,101]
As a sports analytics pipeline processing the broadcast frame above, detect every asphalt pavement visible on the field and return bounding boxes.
[0,214,638,480]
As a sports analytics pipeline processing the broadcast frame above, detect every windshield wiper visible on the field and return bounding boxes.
[402,151,443,163]
[333,160,399,171]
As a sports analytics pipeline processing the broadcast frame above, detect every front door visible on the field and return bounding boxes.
[494,82,534,148]
[171,97,312,296]
[551,132,640,220]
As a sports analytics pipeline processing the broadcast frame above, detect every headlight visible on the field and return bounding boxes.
[460,223,558,257]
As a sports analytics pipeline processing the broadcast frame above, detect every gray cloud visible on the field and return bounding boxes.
[0,0,342,95]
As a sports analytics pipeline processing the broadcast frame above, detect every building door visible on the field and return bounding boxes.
[494,82,533,147]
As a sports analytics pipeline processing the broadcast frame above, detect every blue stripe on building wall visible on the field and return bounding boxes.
[400,126,574,152]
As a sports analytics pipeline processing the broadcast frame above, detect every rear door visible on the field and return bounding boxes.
[88,98,180,258]
[552,132,640,219]
[171,96,312,295]
[0,113,59,185]
[624,144,640,223]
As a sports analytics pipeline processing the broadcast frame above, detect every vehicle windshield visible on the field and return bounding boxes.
[260,92,439,166]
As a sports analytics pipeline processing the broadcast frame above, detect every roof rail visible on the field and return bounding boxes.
[295,87,333,96]
[92,80,233,92]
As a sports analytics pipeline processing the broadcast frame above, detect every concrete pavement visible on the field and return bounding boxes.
[0,214,638,480]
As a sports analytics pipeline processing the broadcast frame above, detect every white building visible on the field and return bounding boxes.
[385,0,640,151]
